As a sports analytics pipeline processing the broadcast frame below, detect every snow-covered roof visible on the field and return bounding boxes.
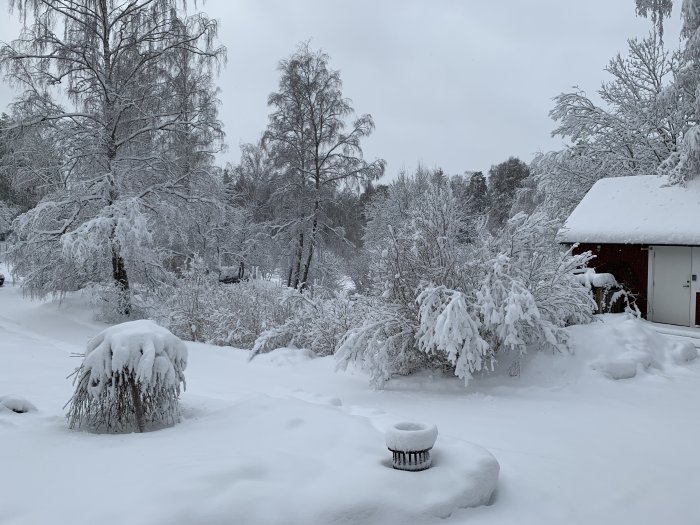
[558,175,700,245]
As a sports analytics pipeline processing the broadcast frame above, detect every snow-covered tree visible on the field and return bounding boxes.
[643,0,700,183]
[635,0,674,41]
[0,112,63,211]
[0,200,20,238]
[535,28,679,217]
[224,141,282,279]
[0,0,224,314]
[264,42,385,290]
[487,157,529,229]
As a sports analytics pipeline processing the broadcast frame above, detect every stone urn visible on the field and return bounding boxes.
[385,422,438,471]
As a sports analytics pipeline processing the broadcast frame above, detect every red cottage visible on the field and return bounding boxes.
[558,175,700,327]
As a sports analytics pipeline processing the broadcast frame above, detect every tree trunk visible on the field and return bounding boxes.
[300,216,317,290]
[300,193,320,290]
[292,231,304,289]
[111,245,131,316]
[101,0,131,317]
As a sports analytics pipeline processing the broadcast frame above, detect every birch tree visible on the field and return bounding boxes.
[0,0,224,314]
[264,43,385,290]
[534,28,679,217]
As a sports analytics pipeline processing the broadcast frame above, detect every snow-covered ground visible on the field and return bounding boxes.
[2,280,700,524]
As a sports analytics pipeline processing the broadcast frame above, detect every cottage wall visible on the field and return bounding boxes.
[574,243,649,317]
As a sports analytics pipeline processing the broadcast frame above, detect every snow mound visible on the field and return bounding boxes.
[670,341,698,364]
[172,395,498,523]
[256,347,316,367]
[583,317,697,380]
[590,358,639,380]
[0,395,37,414]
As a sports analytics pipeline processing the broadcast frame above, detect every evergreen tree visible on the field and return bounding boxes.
[487,157,529,229]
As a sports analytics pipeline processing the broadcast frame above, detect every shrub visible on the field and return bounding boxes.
[66,320,187,433]
[250,290,374,358]
[151,258,291,347]
[336,175,597,388]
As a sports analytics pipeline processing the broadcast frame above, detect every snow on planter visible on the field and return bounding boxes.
[0,395,37,414]
[385,422,438,471]
[66,320,187,433]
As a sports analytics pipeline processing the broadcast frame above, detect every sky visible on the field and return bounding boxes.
[0,0,684,180]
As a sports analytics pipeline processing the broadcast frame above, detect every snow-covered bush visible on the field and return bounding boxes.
[149,259,292,347]
[496,213,596,329]
[252,290,372,358]
[66,320,187,433]
[574,268,640,316]
[416,285,492,382]
[336,298,437,388]
[336,172,597,388]
[148,257,367,355]
[86,282,149,323]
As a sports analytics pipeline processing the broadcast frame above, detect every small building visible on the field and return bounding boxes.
[558,175,700,327]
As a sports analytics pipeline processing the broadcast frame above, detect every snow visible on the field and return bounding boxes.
[586,317,698,380]
[0,394,37,414]
[2,283,700,523]
[671,341,699,364]
[558,175,700,244]
[82,319,187,396]
[574,268,618,288]
[385,422,439,452]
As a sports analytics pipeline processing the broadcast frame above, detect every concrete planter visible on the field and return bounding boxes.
[385,422,438,471]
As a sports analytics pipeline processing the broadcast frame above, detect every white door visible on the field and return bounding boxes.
[693,248,700,326]
[651,246,692,326]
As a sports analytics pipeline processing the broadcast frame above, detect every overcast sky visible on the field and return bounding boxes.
[0,1,684,179]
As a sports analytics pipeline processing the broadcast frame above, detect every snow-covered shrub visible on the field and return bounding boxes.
[86,282,149,323]
[574,268,640,316]
[416,285,491,382]
[152,258,364,354]
[336,298,437,388]
[252,290,372,358]
[336,171,597,388]
[66,320,187,433]
[152,256,214,342]
[496,213,596,329]
[150,261,292,348]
